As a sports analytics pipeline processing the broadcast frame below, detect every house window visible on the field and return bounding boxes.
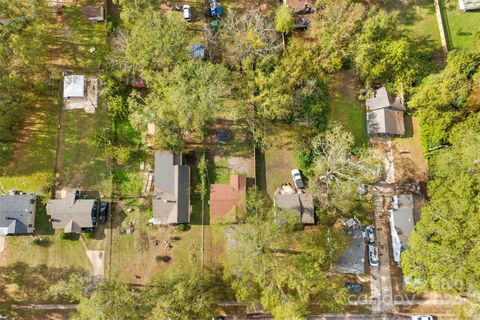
[28,224,32,227]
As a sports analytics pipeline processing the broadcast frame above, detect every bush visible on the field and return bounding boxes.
[83,232,94,239]
[155,255,171,263]
[28,237,49,247]
[145,209,154,220]
[175,224,186,232]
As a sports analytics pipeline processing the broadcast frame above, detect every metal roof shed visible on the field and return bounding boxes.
[63,75,85,98]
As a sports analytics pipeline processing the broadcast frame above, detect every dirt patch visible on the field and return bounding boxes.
[86,250,104,278]
[392,116,428,183]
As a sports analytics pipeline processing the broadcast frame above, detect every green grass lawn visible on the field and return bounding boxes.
[328,70,368,148]
[443,0,480,50]
[384,0,441,52]
[58,107,112,195]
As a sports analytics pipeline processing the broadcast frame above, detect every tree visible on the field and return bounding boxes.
[409,50,480,150]
[143,272,219,320]
[109,11,190,78]
[310,123,382,215]
[224,203,349,318]
[128,61,230,151]
[217,10,281,68]
[310,0,366,73]
[402,114,480,295]
[275,5,294,35]
[350,9,417,95]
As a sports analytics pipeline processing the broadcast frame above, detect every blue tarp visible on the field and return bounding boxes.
[189,45,205,59]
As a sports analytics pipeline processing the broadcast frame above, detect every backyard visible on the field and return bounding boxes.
[442,0,480,50]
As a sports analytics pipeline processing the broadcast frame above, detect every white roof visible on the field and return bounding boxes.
[64,75,85,98]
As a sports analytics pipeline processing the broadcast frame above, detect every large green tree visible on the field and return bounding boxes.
[409,50,480,150]
[109,10,190,79]
[402,114,480,295]
[224,198,349,318]
[310,123,382,215]
[350,9,417,95]
[310,0,366,73]
[128,60,230,151]
[143,272,220,320]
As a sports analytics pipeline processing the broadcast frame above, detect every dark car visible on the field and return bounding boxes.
[344,282,363,293]
[99,202,109,223]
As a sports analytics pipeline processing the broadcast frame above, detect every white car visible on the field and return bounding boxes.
[291,169,305,189]
[183,5,191,21]
[365,225,375,244]
[368,244,379,267]
[411,316,434,320]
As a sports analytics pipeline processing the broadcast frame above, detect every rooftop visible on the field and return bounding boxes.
[151,151,190,225]
[367,108,405,136]
[335,227,366,275]
[0,193,36,235]
[210,175,247,223]
[273,189,314,225]
[390,194,415,262]
[46,189,96,233]
[63,75,85,98]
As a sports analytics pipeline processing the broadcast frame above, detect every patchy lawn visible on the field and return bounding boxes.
[328,70,368,148]
[264,125,298,197]
[392,116,428,183]
[57,106,112,195]
[443,0,480,50]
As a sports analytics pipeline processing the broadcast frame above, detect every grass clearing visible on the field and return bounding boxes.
[443,0,480,50]
[328,70,368,148]
[264,125,298,197]
[384,0,441,52]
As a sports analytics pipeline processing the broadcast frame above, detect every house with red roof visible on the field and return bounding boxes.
[209,175,247,223]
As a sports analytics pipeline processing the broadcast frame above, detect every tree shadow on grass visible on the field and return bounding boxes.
[0,262,86,305]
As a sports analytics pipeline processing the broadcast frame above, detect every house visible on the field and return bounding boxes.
[46,189,98,233]
[335,226,366,275]
[459,0,480,11]
[273,185,314,225]
[210,175,247,223]
[63,73,98,113]
[390,194,415,263]
[366,87,406,136]
[283,0,315,14]
[83,5,104,22]
[0,191,36,235]
[151,151,190,225]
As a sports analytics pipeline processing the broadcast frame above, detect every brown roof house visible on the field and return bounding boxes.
[273,185,315,225]
[366,87,406,136]
[47,189,98,233]
[150,151,191,225]
[0,191,36,235]
[209,175,247,223]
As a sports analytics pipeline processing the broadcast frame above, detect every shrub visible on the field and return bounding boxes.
[175,224,186,232]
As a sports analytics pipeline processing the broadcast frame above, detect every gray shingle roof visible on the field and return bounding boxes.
[366,87,405,112]
[151,151,190,225]
[46,190,95,232]
[336,227,366,274]
[273,192,315,225]
[367,108,405,135]
[390,194,415,262]
[0,193,36,235]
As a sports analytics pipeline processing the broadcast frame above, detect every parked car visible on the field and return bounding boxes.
[99,202,109,223]
[291,169,305,189]
[344,282,363,293]
[368,244,379,267]
[365,225,376,244]
[411,316,434,320]
[183,5,191,21]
